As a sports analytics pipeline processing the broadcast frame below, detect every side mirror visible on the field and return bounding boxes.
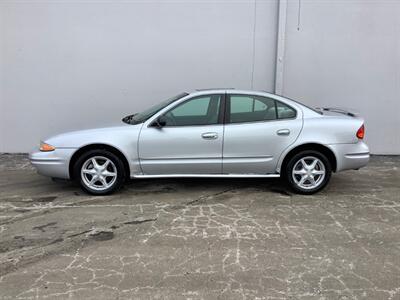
[151,116,167,128]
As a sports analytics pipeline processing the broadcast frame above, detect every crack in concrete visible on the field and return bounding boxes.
[186,188,236,205]
[0,155,399,299]
[123,218,157,225]
[32,222,58,233]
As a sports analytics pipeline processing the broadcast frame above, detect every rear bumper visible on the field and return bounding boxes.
[29,148,76,179]
[327,141,370,172]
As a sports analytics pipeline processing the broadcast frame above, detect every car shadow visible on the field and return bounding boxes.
[124,177,291,195]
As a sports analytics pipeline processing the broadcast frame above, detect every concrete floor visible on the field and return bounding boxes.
[0,154,399,300]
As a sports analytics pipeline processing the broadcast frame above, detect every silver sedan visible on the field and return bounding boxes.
[30,89,370,195]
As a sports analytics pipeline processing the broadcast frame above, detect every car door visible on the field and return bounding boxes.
[138,94,224,174]
[222,94,302,174]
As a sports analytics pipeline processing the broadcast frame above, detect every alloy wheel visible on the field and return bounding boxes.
[292,156,326,190]
[81,156,117,191]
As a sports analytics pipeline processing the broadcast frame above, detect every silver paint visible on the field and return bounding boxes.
[29,90,370,180]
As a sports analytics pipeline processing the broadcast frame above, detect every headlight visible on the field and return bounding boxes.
[40,142,56,152]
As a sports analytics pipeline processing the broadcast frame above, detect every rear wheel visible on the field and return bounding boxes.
[285,150,332,194]
[73,149,125,195]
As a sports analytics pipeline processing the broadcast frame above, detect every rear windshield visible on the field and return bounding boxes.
[289,98,323,114]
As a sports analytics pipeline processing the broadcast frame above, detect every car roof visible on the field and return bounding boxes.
[186,89,321,117]
[189,89,276,97]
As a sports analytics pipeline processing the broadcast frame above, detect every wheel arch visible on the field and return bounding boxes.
[69,143,130,180]
[279,143,337,174]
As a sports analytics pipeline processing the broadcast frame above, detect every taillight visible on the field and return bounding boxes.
[356,124,365,139]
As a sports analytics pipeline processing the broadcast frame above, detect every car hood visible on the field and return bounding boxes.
[45,124,142,148]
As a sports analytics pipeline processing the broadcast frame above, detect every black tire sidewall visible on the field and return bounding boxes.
[73,149,125,195]
[285,150,332,194]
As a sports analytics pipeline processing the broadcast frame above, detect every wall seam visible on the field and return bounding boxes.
[250,0,257,89]
[274,0,287,95]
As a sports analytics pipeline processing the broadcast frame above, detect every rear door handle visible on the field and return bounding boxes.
[277,129,290,136]
[201,132,218,140]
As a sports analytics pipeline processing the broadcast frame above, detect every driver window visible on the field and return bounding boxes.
[163,95,221,126]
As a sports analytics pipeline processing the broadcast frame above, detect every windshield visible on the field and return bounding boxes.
[122,92,188,125]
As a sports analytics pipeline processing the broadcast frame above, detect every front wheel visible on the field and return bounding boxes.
[73,149,126,195]
[285,150,332,194]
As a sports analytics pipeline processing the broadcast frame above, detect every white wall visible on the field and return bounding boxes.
[282,0,400,155]
[0,0,278,152]
[1,0,400,154]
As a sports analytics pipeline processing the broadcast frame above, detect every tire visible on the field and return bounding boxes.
[73,149,126,195]
[285,150,332,194]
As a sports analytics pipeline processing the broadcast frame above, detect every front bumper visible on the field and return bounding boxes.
[328,141,370,172]
[29,148,77,179]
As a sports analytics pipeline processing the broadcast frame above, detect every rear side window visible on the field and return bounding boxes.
[229,95,277,123]
[276,101,296,119]
[227,95,296,124]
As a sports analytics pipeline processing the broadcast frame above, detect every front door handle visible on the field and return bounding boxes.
[277,129,290,136]
[201,132,218,140]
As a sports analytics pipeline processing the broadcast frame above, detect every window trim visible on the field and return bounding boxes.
[155,93,225,128]
[224,94,297,125]
[218,93,227,124]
